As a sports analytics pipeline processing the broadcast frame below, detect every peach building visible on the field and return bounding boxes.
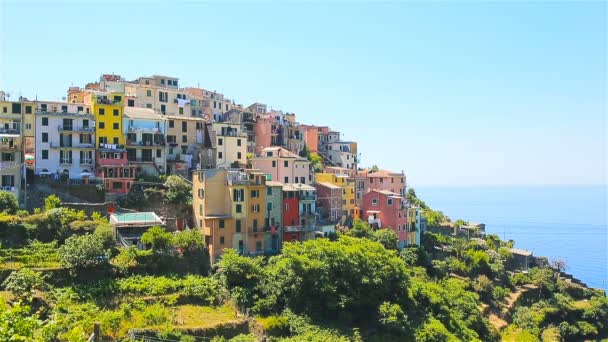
[250,147,311,185]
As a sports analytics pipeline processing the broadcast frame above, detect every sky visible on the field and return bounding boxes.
[1,1,606,186]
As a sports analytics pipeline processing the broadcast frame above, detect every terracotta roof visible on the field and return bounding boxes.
[315,182,341,189]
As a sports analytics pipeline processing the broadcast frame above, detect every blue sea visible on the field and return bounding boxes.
[416,186,607,292]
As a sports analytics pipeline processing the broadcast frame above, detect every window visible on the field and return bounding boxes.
[237,139,241,146]
[99,108,105,115]
[218,138,223,146]
[161,79,165,85]
[237,152,242,159]
[161,104,166,114]
[233,188,244,202]
[391,178,394,183]
[179,108,184,115]
[182,121,187,132]
[199,204,203,215]
[182,135,187,143]
[127,99,134,107]
[113,182,122,190]
[113,123,119,130]
[253,219,258,232]
[252,204,260,212]
[387,198,393,206]
[272,161,276,167]
[41,133,48,143]
[218,152,223,159]
[167,135,176,143]
[113,137,119,144]
[25,106,32,114]
[1,175,15,187]
[99,122,105,129]
[372,199,378,206]
[42,150,48,159]
[156,149,161,158]
[300,177,305,184]
[267,202,272,210]
[83,119,89,127]
[251,190,259,198]
[380,178,384,183]
[147,90,152,97]
[256,241,262,251]
[284,160,288,167]
[284,176,288,183]
[146,103,152,109]
[235,219,241,232]
[220,236,225,244]
[267,187,272,195]
[11,103,21,113]
[169,120,174,128]
[113,109,119,116]
[42,117,48,126]
[219,219,225,228]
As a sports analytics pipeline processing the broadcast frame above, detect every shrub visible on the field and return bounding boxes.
[378,301,408,334]
[141,226,174,252]
[164,175,192,205]
[59,233,111,269]
[182,275,225,305]
[2,268,47,299]
[372,228,398,250]
[117,275,180,296]
[415,318,460,342]
[44,195,62,211]
[0,191,19,214]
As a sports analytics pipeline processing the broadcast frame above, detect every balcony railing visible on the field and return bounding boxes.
[80,159,94,165]
[0,186,17,192]
[96,98,122,105]
[50,143,95,149]
[58,125,95,132]
[126,141,166,147]
[127,157,156,163]
[59,159,73,165]
[127,126,163,133]
[0,161,19,169]
[0,128,20,134]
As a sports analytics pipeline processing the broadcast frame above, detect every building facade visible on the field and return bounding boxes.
[361,190,409,249]
[251,147,311,185]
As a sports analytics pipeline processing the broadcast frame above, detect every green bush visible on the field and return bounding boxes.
[59,233,111,270]
[0,191,19,214]
[2,268,47,299]
[182,275,225,305]
[116,275,180,296]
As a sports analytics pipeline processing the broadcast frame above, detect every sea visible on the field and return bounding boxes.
[415,186,607,292]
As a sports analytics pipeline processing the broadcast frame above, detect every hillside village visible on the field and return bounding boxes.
[1,75,606,342]
[1,73,424,260]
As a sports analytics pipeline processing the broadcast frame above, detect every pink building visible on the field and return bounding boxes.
[253,117,273,154]
[360,190,408,248]
[299,125,329,153]
[360,169,407,197]
[250,147,311,185]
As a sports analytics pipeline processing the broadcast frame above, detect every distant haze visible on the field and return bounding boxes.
[1,1,605,186]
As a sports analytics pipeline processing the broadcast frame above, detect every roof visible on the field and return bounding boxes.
[266,181,284,187]
[258,146,308,161]
[110,212,163,227]
[315,182,341,189]
[364,169,404,177]
[510,248,533,257]
[291,183,316,191]
[282,184,298,191]
[370,189,403,198]
[124,107,164,120]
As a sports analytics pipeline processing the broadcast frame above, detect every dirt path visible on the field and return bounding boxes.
[482,284,539,331]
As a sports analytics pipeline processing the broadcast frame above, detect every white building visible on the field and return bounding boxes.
[35,102,95,179]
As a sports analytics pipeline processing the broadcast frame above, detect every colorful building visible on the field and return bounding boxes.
[92,92,125,146]
[35,102,95,179]
[244,169,267,255]
[361,169,407,197]
[0,96,29,202]
[315,172,356,219]
[265,180,284,252]
[361,190,409,249]
[212,122,247,168]
[251,146,311,185]
[282,184,300,242]
[292,183,317,241]
[123,107,167,176]
[315,182,342,222]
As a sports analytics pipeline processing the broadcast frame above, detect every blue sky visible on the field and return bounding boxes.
[1,1,606,186]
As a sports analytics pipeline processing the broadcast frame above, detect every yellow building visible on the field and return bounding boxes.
[91,92,125,146]
[406,207,420,246]
[244,170,267,255]
[193,168,270,263]
[315,172,356,218]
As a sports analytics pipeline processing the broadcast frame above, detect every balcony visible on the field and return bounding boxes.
[50,142,95,149]
[127,157,156,163]
[80,159,94,165]
[217,131,245,137]
[95,97,122,105]
[127,126,163,133]
[59,159,73,165]
[0,161,19,169]
[0,113,21,119]
[299,195,316,201]
[58,125,95,132]
[0,127,20,134]
[126,140,165,147]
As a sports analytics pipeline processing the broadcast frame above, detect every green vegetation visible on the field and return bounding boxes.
[0,191,605,341]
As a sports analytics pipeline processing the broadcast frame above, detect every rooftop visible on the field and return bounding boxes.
[110,212,164,228]
[315,182,341,189]
[124,107,164,120]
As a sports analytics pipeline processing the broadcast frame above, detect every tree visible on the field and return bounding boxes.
[215,249,263,309]
[0,191,19,214]
[347,219,373,238]
[256,236,409,321]
[308,153,323,172]
[378,302,409,334]
[44,195,62,211]
[415,318,460,342]
[174,229,205,253]
[59,233,110,269]
[373,228,398,250]
[2,268,47,300]
[370,165,379,172]
[423,210,445,227]
[141,226,174,252]
[164,175,192,205]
